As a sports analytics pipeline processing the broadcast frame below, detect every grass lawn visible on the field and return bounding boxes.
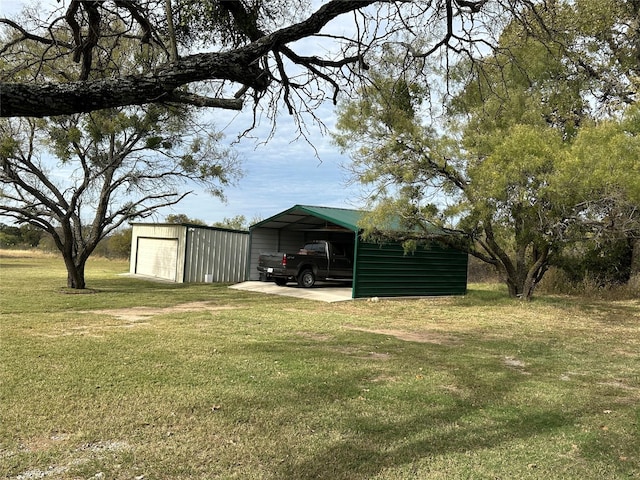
[1,250,639,479]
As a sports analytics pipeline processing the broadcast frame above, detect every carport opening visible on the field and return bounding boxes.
[248,206,359,290]
[256,228,356,282]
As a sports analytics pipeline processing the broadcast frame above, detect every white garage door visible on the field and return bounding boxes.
[135,237,179,281]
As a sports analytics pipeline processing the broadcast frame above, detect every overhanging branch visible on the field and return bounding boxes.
[164,92,243,110]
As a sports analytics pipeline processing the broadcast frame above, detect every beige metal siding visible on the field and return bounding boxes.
[183,227,249,283]
[130,223,248,283]
[248,228,279,280]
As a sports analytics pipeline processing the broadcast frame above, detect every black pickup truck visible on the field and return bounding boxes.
[257,240,353,287]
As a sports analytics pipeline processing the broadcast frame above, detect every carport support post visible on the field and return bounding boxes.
[245,234,254,281]
[351,234,359,299]
[184,225,191,283]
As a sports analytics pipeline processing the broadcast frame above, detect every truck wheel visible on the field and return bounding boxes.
[298,269,315,288]
[274,278,287,286]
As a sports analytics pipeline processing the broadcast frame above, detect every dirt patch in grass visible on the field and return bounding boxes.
[344,325,461,345]
[82,301,239,322]
[333,345,393,360]
[12,439,132,480]
[503,356,531,375]
[36,302,240,338]
[58,288,101,295]
[21,433,72,453]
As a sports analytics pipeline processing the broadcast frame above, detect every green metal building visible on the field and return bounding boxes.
[248,205,468,298]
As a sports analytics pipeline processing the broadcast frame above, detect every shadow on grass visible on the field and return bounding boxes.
[220,332,614,479]
[459,285,639,312]
[278,409,570,479]
[78,276,237,297]
[452,285,514,306]
[23,276,286,312]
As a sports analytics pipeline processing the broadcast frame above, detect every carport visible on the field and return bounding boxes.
[247,205,468,299]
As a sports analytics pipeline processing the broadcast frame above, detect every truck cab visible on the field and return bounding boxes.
[257,240,353,287]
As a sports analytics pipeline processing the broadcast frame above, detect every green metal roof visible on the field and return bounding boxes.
[250,205,366,232]
[296,205,366,231]
[250,204,452,237]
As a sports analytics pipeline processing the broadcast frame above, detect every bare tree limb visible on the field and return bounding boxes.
[0,0,498,118]
[164,91,243,109]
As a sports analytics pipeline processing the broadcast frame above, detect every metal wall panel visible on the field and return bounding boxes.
[130,223,249,283]
[247,228,305,280]
[183,227,250,283]
[130,224,186,280]
[353,241,468,298]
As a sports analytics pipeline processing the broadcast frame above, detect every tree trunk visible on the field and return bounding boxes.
[65,257,86,289]
[480,218,552,300]
[520,276,537,302]
[503,254,549,301]
[505,276,519,298]
[503,270,532,300]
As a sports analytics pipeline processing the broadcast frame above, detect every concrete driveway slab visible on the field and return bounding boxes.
[230,281,353,303]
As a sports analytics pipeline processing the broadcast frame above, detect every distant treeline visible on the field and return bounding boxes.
[0,223,132,259]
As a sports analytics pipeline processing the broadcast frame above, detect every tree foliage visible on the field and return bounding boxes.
[165,213,206,225]
[102,227,133,259]
[0,106,240,288]
[212,215,250,230]
[0,222,43,248]
[334,6,640,300]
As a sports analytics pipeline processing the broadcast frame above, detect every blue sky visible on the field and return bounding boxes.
[169,105,365,226]
[1,0,369,226]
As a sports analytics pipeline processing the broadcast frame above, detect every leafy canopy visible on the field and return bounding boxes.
[333,5,640,299]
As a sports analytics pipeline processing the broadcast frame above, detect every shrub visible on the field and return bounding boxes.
[538,267,640,300]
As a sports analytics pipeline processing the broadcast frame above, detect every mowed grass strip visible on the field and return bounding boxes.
[1,251,638,479]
